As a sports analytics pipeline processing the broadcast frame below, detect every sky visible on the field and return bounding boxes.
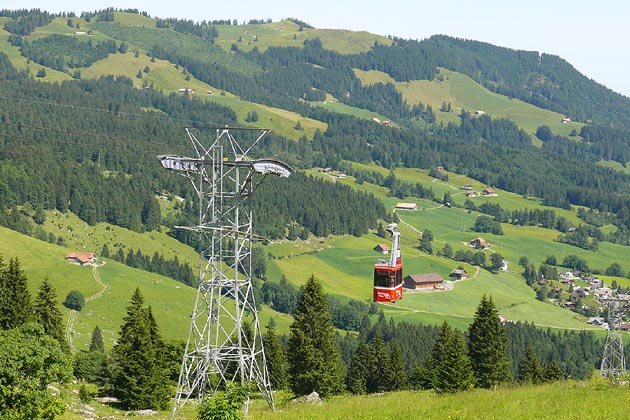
[13,0,630,97]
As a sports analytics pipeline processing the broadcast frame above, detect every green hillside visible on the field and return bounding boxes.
[42,210,199,266]
[0,12,595,142]
[0,225,292,351]
[354,67,583,137]
[266,220,600,332]
[274,167,628,333]
[213,19,393,54]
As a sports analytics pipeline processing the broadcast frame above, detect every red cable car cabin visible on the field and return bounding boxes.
[373,224,403,303]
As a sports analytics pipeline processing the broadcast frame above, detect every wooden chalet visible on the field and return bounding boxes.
[395,202,418,211]
[449,268,468,280]
[66,252,96,266]
[403,273,444,290]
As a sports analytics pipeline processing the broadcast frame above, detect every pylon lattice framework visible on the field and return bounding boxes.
[600,299,626,378]
[158,128,291,418]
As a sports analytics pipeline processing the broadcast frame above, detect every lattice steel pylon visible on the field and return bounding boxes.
[158,127,291,418]
[600,298,626,378]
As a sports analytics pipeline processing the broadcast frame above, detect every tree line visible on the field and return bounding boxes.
[264,277,604,400]
[105,245,197,286]
[14,34,124,71]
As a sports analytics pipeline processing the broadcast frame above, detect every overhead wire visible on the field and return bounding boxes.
[0,120,190,159]
[0,93,231,128]
[0,97,250,162]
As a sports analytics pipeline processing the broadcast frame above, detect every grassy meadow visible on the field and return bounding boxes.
[213,19,392,55]
[43,210,199,266]
[353,67,583,138]
[311,100,393,125]
[58,379,630,419]
[249,380,630,420]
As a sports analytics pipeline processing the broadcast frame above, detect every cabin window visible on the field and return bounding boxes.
[374,270,390,288]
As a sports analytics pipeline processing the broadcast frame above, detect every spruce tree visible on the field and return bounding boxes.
[408,362,435,390]
[371,311,392,342]
[367,334,393,392]
[263,320,288,390]
[358,314,371,343]
[467,295,511,388]
[543,360,564,382]
[34,278,68,351]
[90,325,105,353]
[287,275,344,397]
[345,341,371,394]
[517,345,542,384]
[0,257,32,330]
[430,321,475,393]
[109,288,169,410]
[389,342,408,390]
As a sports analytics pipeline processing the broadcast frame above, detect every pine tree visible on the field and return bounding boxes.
[441,243,454,259]
[358,314,371,343]
[101,243,110,258]
[345,341,371,394]
[367,334,392,392]
[263,320,288,390]
[418,229,433,254]
[517,345,542,384]
[109,288,169,410]
[34,278,68,351]
[0,257,32,330]
[542,360,564,382]
[389,342,408,390]
[287,275,344,397]
[371,311,392,342]
[90,325,105,353]
[408,362,435,390]
[467,295,512,388]
[430,321,475,393]
[376,223,386,238]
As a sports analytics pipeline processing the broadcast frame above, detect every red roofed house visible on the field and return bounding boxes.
[374,243,390,254]
[404,273,444,290]
[469,237,490,249]
[66,252,96,266]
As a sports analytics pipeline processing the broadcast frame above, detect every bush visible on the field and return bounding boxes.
[198,382,248,420]
[74,351,106,383]
[64,290,85,311]
[79,383,98,402]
